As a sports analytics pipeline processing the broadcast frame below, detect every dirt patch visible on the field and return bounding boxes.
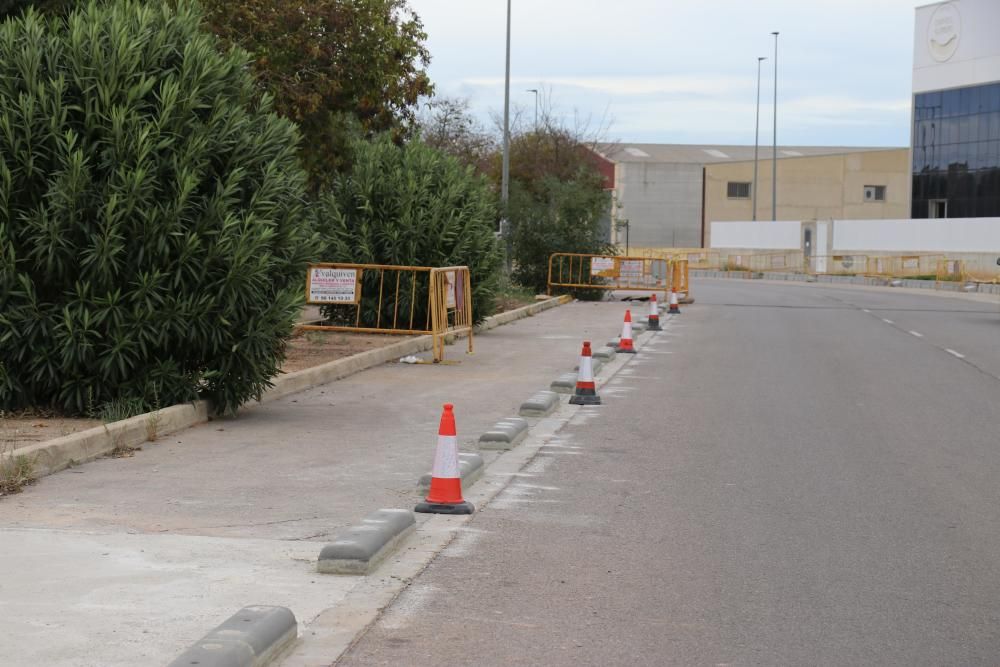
[0,414,101,450]
[281,330,413,374]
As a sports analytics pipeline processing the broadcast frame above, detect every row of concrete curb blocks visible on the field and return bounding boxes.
[316,509,416,575]
[478,417,529,450]
[519,390,561,417]
[167,605,296,667]
[418,452,484,491]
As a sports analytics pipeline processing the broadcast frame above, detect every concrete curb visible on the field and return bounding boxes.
[5,296,573,485]
[166,605,297,667]
[316,509,416,575]
[550,372,578,394]
[7,401,211,479]
[417,452,484,491]
[477,417,529,451]
[519,390,561,417]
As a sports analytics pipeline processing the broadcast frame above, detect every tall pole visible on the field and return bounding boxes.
[501,0,512,270]
[501,0,511,209]
[753,56,766,222]
[527,88,538,128]
[771,31,779,222]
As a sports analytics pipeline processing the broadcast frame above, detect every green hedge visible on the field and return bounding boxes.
[0,1,316,415]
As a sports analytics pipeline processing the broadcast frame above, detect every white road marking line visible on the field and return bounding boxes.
[882,318,894,324]
[909,331,923,338]
[946,348,965,359]
[862,309,871,313]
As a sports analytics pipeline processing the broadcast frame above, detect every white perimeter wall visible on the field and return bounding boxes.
[710,218,1000,253]
[834,218,1000,252]
[710,221,802,250]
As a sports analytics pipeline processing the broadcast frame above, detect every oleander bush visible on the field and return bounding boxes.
[315,134,502,327]
[0,0,316,415]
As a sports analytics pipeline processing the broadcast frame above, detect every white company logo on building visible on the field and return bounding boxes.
[928,3,961,63]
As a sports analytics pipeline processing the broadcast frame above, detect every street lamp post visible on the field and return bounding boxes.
[771,31,779,222]
[753,56,766,222]
[501,0,512,271]
[526,88,538,128]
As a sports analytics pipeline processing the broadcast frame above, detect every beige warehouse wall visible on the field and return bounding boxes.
[704,149,909,245]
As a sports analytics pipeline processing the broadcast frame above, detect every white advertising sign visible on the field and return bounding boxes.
[590,257,615,275]
[308,267,359,304]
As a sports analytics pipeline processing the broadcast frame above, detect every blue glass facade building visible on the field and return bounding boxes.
[912,83,1000,219]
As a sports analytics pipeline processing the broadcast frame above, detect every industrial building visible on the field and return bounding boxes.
[912,0,1000,218]
[593,144,899,249]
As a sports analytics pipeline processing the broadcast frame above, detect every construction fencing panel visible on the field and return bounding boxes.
[632,248,721,270]
[960,255,1000,283]
[935,259,965,285]
[749,251,805,273]
[810,255,869,275]
[863,255,940,279]
[300,263,473,363]
[547,253,673,297]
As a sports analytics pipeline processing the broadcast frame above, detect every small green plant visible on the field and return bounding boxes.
[88,395,148,458]
[0,430,36,496]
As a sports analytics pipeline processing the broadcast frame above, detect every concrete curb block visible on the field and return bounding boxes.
[593,346,617,362]
[6,296,574,485]
[631,321,647,333]
[477,417,530,451]
[166,605,297,667]
[316,509,416,575]
[417,452,484,491]
[518,390,561,417]
[550,372,578,394]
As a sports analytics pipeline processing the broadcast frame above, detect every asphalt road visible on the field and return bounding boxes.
[338,279,1000,666]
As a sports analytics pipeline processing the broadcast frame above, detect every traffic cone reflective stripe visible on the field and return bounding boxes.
[647,294,661,330]
[570,342,601,405]
[415,404,474,515]
[617,310,636,353]
[668,288,681,314]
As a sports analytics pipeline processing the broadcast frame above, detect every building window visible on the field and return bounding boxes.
[727,182,751,199]
[863,185,886,202]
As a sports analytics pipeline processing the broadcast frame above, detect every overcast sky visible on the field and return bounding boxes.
[407,0,923,147]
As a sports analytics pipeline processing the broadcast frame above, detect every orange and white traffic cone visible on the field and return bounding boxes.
[647,294,661,331]
[668,287,681,314]
[569,341,601,406]
[617,310,637,354]
[415,404,474,515]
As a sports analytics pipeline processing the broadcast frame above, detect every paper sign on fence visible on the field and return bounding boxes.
[308,267,361,304]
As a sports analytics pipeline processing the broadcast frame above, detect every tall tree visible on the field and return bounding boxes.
[200,0,433,190]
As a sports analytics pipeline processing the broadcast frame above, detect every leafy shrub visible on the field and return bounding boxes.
[509,172,615,296]
[0,0,316,415]
[315,135,502,327]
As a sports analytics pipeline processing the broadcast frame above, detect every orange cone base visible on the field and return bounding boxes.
[616,344,637,354]
[569,393,601,405]
[415,499,475,515]
[668,305,680,314]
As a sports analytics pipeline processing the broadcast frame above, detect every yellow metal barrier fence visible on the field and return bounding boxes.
[547,253,673,297]
[959,255,1000,284]
[808,255,868,275]
[864,255,942,279]
[299,263,473,363]
[749,251,805,273]
[935,259,965,286]
[631,247,721,270]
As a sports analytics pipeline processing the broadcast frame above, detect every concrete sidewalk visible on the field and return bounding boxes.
[0,297,657,667]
